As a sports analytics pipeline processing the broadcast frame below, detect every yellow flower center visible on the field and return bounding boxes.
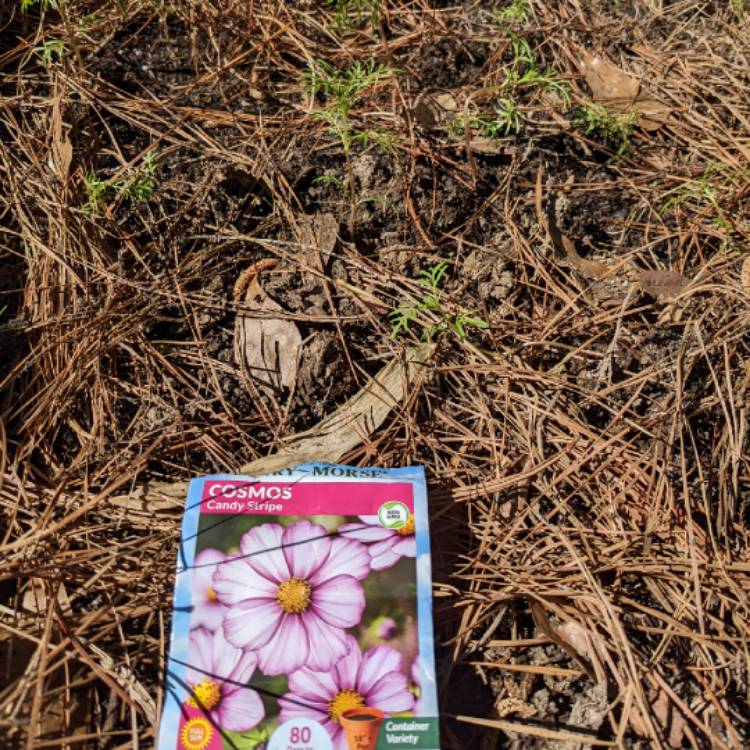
[328,689,366,724]
[206,586,218,602]
[276,577,312,614]
[187,678,222,711]
[396,514,415,536]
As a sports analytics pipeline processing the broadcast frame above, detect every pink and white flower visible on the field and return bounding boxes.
[278,635,414,750]
[339,515,416,570]
[191,548,228,631]
[185,627,264,732]
[212,520,370,676]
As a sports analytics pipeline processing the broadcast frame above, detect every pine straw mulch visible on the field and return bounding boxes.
[1,0,750,747]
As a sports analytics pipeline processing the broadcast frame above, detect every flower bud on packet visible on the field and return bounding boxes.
[158,463,440,750]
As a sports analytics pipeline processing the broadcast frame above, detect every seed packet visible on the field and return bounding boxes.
[158,463,440,750]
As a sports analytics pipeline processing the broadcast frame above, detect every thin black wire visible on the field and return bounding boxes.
[181,472,313,543]
[180,524,369,573]
[168,656,320,712]
[178,475,311,570]
[166,670,239,750]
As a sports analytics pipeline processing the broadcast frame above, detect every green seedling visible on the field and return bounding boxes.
[77,13,104,31]
[506,31,536,72]
[358,194,399,214]
[450,66,568,141]
[450,310,489,338]
[34,39,66,66]
[494,0,529,29]
[390,261,488,341]
[312,175,345,191]
[303,58,392,120]
[352,127,400,155]
[492,95,523,135]
[21,0,59,11]
[390,261,447,339]
[510,65,571,107]
[311,110,399,154]
[116,150,158,203]
[573,102,637,155]
[303,58,395,230]
[453,98,522,138]
[500,29,570,107]
[661,162,724,213]
[83,151,159,214]
[661,162,750,228]
[454,3,568,139]
[83,172,110,214]
[325,0,379,31]
[310,107,356,152]
[302,58,394,154]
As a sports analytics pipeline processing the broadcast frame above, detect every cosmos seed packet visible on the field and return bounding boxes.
[157,463,440,750]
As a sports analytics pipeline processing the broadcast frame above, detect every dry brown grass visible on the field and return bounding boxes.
[1,0,750,747]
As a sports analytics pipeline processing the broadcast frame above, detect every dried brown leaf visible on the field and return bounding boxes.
[465,137,513,155]
[411,92,459,128]
[638,269,689,300]
[299,212,338,268]
[580,51,640,102]
[234,274,301,392]
[740,255,750,293]
[85,641,157,724]
[434,92,459,112]
[21,578,47,614]
[557,620,593,658]
[529,600,596,681]
[547,196,610,279]
[652,688,688,748]
[634,98,671,132]
[232,258,277,301]
[578,50,670,131]
[51,95,72,180]
[410,93,443,128]
[557,620,611,686]
[20,580,72,618]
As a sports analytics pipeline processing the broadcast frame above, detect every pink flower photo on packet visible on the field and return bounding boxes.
[279,635,414,750]
[189,548,227,632]
[213,520,370,675]
[339,514,417,570]
[184,627,264,732]
[158,464,439,750]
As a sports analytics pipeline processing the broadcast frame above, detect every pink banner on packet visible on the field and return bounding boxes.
[201,480,414,516]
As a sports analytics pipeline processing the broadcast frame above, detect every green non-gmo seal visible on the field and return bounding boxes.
[377,501,410,530]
